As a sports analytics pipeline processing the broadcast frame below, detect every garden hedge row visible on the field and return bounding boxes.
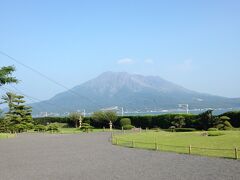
[32,111,240,129]
[220,111,240,127]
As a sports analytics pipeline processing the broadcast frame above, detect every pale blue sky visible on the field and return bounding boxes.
[0,0,240,103]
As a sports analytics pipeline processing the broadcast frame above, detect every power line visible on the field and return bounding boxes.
[0,86,72,113]
[0,50,72,92]
[0,50,101,107]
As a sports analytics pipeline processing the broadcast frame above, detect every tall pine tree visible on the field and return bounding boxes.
[1,93,33,133]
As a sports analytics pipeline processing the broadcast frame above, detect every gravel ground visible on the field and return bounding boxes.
[0,133,240,180]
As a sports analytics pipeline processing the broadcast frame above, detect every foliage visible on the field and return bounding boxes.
[216,116,233,130]
[175,128,196,132]
[120,118,131,127]
[47,123,59,132]
[69,112,82,128]
[1,93,33,133]
[33,117,71,125]
[0,66,18,86]
[13,124,27,133]
[79,123,93,132]
[197,110,215,130]
[122,124,134,130]
[34,124,46,132]
[30,110,240,131]
[220,111,240,127]
[92,111,117,127]
[171,115,185,128]
[220,116,231,121]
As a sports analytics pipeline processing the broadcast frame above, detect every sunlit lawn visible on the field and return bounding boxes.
[113,130,240,159]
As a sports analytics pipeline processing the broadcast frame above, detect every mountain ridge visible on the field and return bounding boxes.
[31,71,240,114]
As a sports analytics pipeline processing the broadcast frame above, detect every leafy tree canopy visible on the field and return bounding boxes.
[0,66,18,86]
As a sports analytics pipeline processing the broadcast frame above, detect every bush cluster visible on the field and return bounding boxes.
[120,118,131,127]
[122,124,134,130]
[175,128,196,132]
[79,123,93,132]
[31,111,240,131]
[220,111,240,127]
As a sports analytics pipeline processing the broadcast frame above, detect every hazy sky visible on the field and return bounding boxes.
[1,0,240,104]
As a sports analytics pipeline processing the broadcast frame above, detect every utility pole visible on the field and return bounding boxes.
[178,104,189,114]
[83,109,86,117]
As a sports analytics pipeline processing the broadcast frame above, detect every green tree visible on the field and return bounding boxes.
[172,115,185,128]
[0,66,18,86]
[198,110,215,130]
[1,93,33,133]
[120,118,131,127]
[92,111,117,127]
[69,112,82,128]
[1,92,16,112]
[0,66,18,119]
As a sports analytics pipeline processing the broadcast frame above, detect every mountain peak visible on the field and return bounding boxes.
[31,71,240,114]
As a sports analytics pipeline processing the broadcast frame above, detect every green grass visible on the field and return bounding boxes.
[0,133,15,139]
[113,130,240,159]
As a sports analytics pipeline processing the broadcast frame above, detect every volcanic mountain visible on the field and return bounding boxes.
[31,71,240,114]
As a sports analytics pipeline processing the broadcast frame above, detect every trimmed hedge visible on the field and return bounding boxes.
[32,111,240,130]
[122,124,134,130]
[175,128,196,132]
[120,118,131,127]
[220,111,240,127]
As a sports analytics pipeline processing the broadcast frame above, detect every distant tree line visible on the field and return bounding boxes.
[31,110,240,131]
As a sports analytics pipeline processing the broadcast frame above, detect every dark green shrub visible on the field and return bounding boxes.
[34,125,46,132]
[208,128,218,131]
[216,124,224,129]
[122,124,134,130]
[175,128,196,132]
[172,115,185,128]
[224,121,233,128]
[25,123,34,130]
[79,123,93,132]
[120,118,131,127]
[223,126,233,131]
[47,123,59,132]
[220,111,240,127]
[14,124,27,133]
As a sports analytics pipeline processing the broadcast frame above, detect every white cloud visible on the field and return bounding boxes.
[144,59,154,64]
[117,58,135,65]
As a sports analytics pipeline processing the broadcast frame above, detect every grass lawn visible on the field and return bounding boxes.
[113,130,240,159]
[0,133,15,139]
